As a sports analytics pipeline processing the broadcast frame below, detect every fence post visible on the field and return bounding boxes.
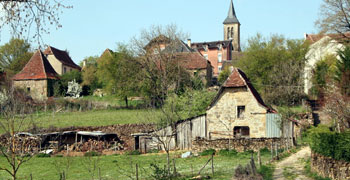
[211,153,214,177]
[258,149,262,167]
[136,163,139,180]
[173,159,177,175]
[271,142,273,160]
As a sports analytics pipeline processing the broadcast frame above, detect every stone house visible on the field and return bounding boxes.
[190,0,242,77]
[12,50,59,101]
[134,68,291,152]
[206,68,275,139]
[43,46,81,75]
[304,33,350,94]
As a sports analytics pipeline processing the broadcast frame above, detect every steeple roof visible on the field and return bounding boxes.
[13,50,59,80]
[223,0,240,24]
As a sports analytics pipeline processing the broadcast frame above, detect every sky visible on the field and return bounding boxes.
[1,0,324,64]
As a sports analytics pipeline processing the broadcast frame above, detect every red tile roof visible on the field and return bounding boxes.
[305,32,350,44]
[210,68,273,112]
[176,52,209,70]
[44,46,81,70]
[12,50,59,80]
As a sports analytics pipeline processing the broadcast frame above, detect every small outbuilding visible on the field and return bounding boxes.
[12,50,59,101]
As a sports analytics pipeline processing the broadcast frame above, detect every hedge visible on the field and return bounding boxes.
[307,126,350,162]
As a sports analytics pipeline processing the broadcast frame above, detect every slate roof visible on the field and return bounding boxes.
[223,0,240,24]
[163,40,195,53]
[305,32,350,44]
[13,50,59,80]
[191,40,232,51]
[209,68,273,112]
[44,46,81,70]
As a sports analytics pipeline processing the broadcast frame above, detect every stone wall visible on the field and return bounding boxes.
[206,87,267,139]
[192,138,286,152]
[13,80,48,101]
[311,152,350,180]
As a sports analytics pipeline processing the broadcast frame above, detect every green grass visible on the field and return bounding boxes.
[0,151,272,180]
[34,109,160,128]
[0,109,162,134]
[258,164,274,180]
[81,95,144,107]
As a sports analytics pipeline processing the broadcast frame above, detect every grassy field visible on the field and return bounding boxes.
[0,109,161,134]
[34,109,161,128]
[81,95,144,108]
[0,151,272,180]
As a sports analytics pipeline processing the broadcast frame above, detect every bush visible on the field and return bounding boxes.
[84,151,100,157]
[147,149,159,154]
[307,126,350,162]
[200,149,216,156]
[258,164,274,180]
[126,150,141,155]
[36,153,51,158]
[218,149,238,157]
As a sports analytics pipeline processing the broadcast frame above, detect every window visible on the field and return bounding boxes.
[218,53,222,63]
[237,106,245,118]
[234,126,250,137]
[64,67,67,74]
[27,87,30,93]
[218,66,222,72]
[203,45,208,52]
[204,54,208,60]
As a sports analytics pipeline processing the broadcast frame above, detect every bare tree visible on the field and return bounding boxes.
[0,0,72,44]
[324,86,350,132]
[316,0,350,34]
[0,86,34,180]
[131,24,192,107]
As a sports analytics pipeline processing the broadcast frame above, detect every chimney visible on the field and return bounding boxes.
[187,39,191,47]
[83,60,86,68]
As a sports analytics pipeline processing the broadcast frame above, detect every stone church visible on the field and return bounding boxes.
[190,0,242,77]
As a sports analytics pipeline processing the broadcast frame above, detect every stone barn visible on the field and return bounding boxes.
[206,68,276,139]
[134,68,295,152]
[12,50,59,101]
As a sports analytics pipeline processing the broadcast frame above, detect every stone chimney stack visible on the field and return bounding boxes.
[187,39,191,47]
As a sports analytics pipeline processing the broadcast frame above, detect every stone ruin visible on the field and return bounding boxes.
[66,79,82,98]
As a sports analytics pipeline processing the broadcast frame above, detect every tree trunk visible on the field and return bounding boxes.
[124,96,128,108]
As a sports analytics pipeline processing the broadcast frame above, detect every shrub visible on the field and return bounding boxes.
[36,153,51,158]
[200,149,216,156]
[147,149,159,154]
[218,149,238,157]
[126,150,141,155]
[84,151,100,157]
[258,164,274,180]
[307,126,350,162]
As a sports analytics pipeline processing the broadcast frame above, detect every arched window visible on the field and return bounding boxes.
[231,27,234,39]
[227,27,230,39]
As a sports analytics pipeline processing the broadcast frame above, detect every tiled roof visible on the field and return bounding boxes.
[305,32,350,44]
[13,50,59,80]
[44,46,81,70]
[176,52,209,70]
[191,40,232,50]
[209,68,273,112]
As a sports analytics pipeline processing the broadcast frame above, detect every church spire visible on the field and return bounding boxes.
[223,0,239,24]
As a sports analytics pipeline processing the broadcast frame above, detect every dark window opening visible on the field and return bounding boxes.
[135,136,139,150]
[234,126,250,138]
[27,87,30,92]
[237,106,245,118]
[64,67,67,74]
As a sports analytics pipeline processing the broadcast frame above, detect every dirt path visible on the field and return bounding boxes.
[273,146,312,180]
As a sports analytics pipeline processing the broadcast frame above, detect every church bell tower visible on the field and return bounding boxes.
[223,0,241,52]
